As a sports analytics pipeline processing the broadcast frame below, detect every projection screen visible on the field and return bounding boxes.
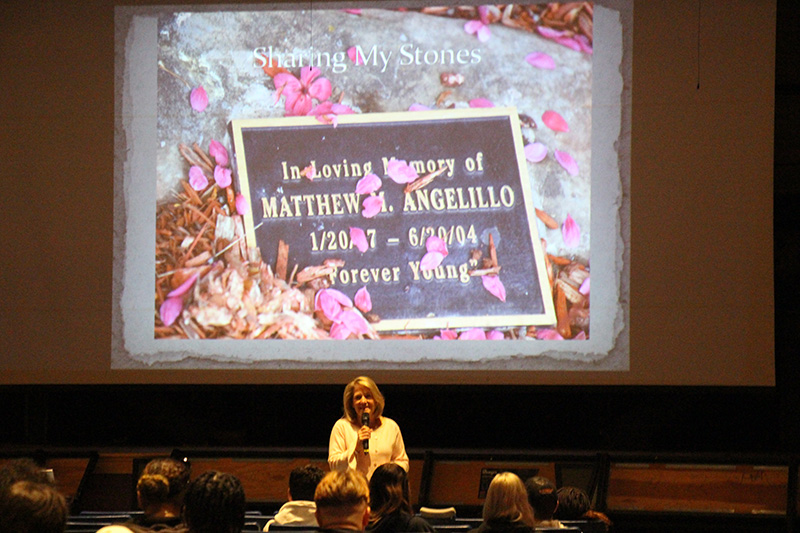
[113,0,629,373]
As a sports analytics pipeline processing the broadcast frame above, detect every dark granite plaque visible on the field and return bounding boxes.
[230,109,555,332]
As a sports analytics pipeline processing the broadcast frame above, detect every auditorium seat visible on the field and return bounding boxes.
[559,519,607,533]
[267,526,320,532]
[431,524,471,533]
[67,519,114,529]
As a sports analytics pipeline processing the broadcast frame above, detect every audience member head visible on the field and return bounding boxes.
[524,476,559,522]
[0,458,52,494]
[555,486,612,531]
[137,457,191,515]
[0,480,68,533]
[314,469,370,531]
[343,376,385,423]
[554,486,591,520]
[482,472,535,527]
[368,463,412,525]
[183,471,246,533]
[288,464,325,501]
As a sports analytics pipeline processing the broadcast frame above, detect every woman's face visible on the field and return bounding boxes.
[352,384,376,420]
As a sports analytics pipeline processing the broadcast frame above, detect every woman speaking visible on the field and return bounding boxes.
[328,376,409,479]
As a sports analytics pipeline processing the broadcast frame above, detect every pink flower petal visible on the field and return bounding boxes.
[330,322,351,339]
[300,164,316,180]
[309,102,355,126]
[299,66,320,87]
[537,26,567,40]
[347,46,365,65]
[159,297,183,327]
[386,159,418,184]
[307,76,332,103]
[476,24,491,42]
[556,36,582,52]
[477,5,491,23]
[525,52,556,70]
[331,103,355,116]
[420,251,444,271]
[208,139,229,167]
[275,68,331,116]
[579,276,590,295]
[349,227,369,253]
[434,329,458,340]
[214,165,232,188]
[273,72,300,102]
[575,35,593,55]
[425,235,448,257]
[338,309,370,336]
[315,288,353,322]
[542,110,569,132]
[355,173,382,195]
[554,149,579,176]
[562,213,581,248]
[487,330,505,340]
[524,142,548,163]
[167,272,199,298]
[464,19,483,35]
[361,195,383,218]
[285,93,313,116]
[481,275,506,302]
[409,103,431,112]
[536,328,564,340]
[458,328,487,340]
[354,286,372,313]
[344,8,362,15]
[469,98,495,108]
[235,193,248,215]
[573,330,588,340]
[190,86,208,112]
[188,166,208,191]
[319,288,353,309]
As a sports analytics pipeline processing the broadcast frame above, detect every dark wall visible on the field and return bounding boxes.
[0,385,786,453]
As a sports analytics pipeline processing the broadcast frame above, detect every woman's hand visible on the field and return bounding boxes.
[357,424,372,442]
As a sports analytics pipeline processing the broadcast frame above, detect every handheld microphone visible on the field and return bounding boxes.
[361,411,370,454]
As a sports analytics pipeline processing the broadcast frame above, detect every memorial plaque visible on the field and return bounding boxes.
[230,108,555,332]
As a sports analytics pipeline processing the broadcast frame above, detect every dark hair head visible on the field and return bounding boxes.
[0,458,51,494]
[524,476,558,521]
[0,480,68,533]
[368,463,412,524]
[137,457,191,508]
[289,465,325,502]
[555,486,591,520]
[183,471,246,533]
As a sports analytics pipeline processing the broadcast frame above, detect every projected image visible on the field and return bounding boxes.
[153,4,592,342]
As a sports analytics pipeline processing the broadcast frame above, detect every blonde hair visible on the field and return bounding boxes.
[314,470,370,514]
[342,376,385,423]
[482,472,535,527]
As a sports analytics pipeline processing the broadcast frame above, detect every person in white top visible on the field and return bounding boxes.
[328,376,409,479]
[264,464,325,531]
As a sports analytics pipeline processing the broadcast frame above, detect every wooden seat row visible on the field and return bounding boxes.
[4,448,800,531]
